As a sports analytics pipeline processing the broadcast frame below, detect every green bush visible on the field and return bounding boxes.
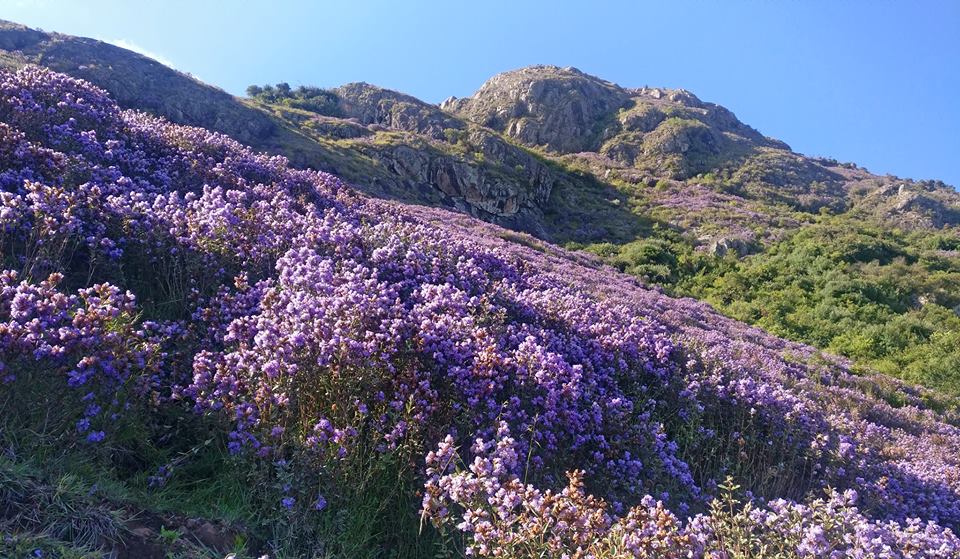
[247,82,342,116]
[683,217,960,394]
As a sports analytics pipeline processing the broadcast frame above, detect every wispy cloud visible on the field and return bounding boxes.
[103,38,176,69]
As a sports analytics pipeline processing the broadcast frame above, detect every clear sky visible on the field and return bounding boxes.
[3,0,959,186]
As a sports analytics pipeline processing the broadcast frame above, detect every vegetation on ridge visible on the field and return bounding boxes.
[246,82,342,117]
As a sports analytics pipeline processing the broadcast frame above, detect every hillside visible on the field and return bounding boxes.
[4,20,955,237]
[2,20,960,393]
[250,67,960,395]
[0,19,959,555]
[2,64,960,558]
[0,21,602,238]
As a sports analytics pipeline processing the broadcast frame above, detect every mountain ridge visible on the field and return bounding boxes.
[0,19,277,143]
[2,20,956,240]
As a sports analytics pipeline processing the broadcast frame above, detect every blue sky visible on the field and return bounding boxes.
[4,0,959,186]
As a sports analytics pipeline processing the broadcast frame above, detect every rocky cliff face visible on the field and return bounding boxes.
[335,127,560,234]
[251,81,569,236]
[318,82,565,231]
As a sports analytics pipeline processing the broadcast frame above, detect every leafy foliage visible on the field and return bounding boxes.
[247,82,341,116]
[683,217,960,394]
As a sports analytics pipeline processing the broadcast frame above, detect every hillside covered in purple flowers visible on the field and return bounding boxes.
[4,20,960,404]
[2,64,960,557]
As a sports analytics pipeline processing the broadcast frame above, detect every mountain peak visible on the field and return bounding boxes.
[441,64,783,169]
[442,65,632,153]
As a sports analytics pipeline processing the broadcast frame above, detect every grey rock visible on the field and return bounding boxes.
[444,65,633,153]
[333,82,463,140]
[709,237,754,257]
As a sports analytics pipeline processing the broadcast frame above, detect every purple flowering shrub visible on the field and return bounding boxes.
[0,269,184,442]
[181,213,712,512]
[704,478,960,559]
[1,66,959,555]
[423,435,960,557]
[422,430,694,558]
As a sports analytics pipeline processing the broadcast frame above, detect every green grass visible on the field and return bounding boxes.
[678,216,960,396]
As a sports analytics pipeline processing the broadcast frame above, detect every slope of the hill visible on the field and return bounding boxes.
[2,66,960,558]
[244,80,583,237]
[248,68,960,395]
[2,20,959,396]
[0,19,276,144]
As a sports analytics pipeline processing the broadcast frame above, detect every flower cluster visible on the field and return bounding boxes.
[424,436,960,558]
[0,269,176,439]
[1,66,958,556]
[422,430,693,558]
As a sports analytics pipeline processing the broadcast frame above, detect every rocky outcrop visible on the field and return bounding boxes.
[443,64,810,195]
[328,126,562,236]
[332,82,463,140]
[853,179,960,229]
[304,116,372,140]
[246,79,569,235]
[442,65,632,153]
[707,236,756,257]
[388,145,529,216]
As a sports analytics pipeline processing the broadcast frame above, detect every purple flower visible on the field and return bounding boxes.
[86,431,105,443]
